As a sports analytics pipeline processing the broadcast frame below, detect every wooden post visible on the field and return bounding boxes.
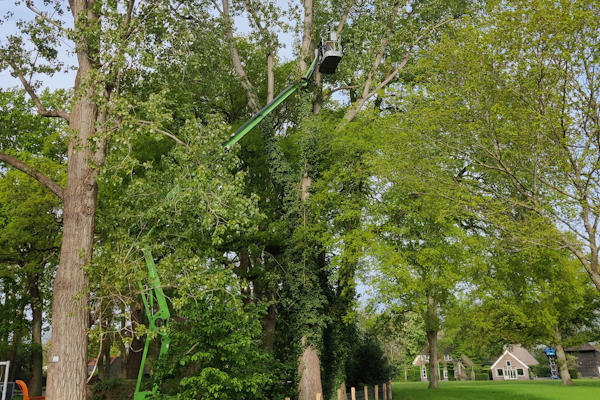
[316,393,322,400]
[388,381,393,399]
[337,388,343,400]
[351,387,356,400]
[375,385,379,400]
[383,383,387,400]
[364,385,369,400]
[285,398,290,400]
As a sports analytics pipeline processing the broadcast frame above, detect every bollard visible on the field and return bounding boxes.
[351,386,356,400]
[383,383,387,400]
[364,385,369,400]
[375,384,379,400]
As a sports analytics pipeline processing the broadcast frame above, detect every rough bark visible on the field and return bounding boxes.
[27,272,44,396]
[425,297,439,389]
[46,112,97,400]
[45,4,102,397]
[312,69,323,114]
[299,0,314,76]
[553,327,573,385]
[267,51,275,103]
[297,338,323,400]
[426,330,439,389]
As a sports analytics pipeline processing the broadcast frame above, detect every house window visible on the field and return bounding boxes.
[517,369,524,376]
[497,369,503,376]
[444,354,452,362]
[506,360,511,367]
[423,355,430,361]
[422,366,428,379]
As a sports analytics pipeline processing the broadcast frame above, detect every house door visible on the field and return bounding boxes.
[504,367,517,380]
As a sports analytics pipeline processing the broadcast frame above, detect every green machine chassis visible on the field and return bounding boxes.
[133,56,320,400]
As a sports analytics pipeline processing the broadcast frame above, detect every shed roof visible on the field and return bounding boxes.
[565,343,600,353]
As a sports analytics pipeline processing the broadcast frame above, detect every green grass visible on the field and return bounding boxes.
[392,379,600,400]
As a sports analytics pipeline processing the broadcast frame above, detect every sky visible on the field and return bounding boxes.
[0,0,297,91]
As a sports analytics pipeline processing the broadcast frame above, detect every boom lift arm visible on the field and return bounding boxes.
[222,55,318,148]
[135,39,340,399]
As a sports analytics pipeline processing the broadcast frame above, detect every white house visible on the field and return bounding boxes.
[491,344,539,381]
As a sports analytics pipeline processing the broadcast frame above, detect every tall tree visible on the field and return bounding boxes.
[0,2,204,398]
[407,0,600,294]
[368,120,479,389]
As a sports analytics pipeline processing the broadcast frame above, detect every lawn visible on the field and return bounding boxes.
[392,380,600,400]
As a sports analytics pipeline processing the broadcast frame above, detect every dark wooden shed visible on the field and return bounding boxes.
[564,343,600,378]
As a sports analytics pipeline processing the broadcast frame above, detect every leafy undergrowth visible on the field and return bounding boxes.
[392,380,600,400]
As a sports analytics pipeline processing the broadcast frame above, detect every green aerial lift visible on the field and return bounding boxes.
[133,30,342,400]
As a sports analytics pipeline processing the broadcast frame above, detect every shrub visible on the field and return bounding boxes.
[345,333,393,387]
[152,274,279,400]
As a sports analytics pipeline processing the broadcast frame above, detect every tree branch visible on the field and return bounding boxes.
[324,85,359,99]
[3,57,71,121]
[337,0,354,35]
[344,17,452,122]
[0,152,64,200]
[243,0,275,103]
[26,0,66,32]
[220,0,259,112]
[136,120,188,147]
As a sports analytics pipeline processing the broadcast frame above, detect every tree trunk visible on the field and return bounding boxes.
[99,331,112,381]
[312,69,322,114]
[425,297,439,389]
[267,51,275,103]
[45,47,100,398]
[297,338,323,400]
[126,304,144,379]
[299,0,314,76]
[9,306,23,382]
[261,301,278,351]
[553,327,573,385]
[119,309,128,379]
[426,330,439,389]
[27,272,44,396]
